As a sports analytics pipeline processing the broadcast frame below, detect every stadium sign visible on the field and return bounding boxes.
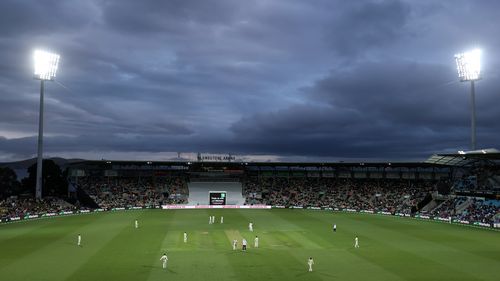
[228,205,245,208]
[197,153,236,162]
[161,205,271,209]
[0,205,495,231]
[209,191,227,205]
[395,213,410,217]
[416,215,430,219]
[43,213,57,217]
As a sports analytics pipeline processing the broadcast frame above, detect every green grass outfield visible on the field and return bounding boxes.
[0,209,499,281]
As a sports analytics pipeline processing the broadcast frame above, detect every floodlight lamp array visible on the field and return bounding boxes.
[34,50,60,80]
[454,49,481,82]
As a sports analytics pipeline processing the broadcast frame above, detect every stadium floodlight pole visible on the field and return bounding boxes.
[33,50,60,200]
[455,49,481,151]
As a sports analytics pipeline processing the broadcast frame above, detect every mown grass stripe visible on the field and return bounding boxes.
[0,209,499,281]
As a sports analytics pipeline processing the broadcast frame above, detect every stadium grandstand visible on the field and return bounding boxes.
[2,151,499,228]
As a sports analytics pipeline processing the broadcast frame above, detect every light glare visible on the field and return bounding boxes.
[34,50,60,80]
[455,49,481,81]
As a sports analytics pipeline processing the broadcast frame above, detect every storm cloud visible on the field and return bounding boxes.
[0,0,499,162]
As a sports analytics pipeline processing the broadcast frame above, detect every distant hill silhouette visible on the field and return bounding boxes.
[0,157,85,173]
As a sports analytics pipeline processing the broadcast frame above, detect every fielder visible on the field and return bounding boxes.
[220,216,224,224]
[212,216,215,224]
[333,224,336,232]
[308,257,314,272]
[232,239,237,250]
[254,236,259,248]
[160,253,168,269]
[242,238,247,251]
[209,216,212,224]
[184,232,188,243]
[249,222,253,232]
[77,234,81,247]
[135,219,139,229]
[354,236,359,248]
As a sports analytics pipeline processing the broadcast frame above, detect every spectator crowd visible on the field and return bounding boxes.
[428,196,500,224]
[243,176,499,224]
[77,176,189,208]
[1,174,499,225]
[244,177,434,214]
[0,197,76,219]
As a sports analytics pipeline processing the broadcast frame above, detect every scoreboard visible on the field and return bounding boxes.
[209,191,227,205]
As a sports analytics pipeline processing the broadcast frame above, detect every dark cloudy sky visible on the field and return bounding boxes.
[1,0,499,162]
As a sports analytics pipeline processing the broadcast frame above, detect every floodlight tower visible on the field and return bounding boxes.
[455,49,481,151]
[33,50,60,199]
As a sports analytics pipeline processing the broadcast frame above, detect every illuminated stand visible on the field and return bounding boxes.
[454,49,481,151]
[33,50,60,199]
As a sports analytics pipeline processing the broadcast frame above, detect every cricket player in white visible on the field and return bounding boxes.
[242,238,247,251]
[254,236,259,248]
[308,257,314,272]
[77,234,81,246]
[220,216,224,224]
[212,216,215,224]
[160,253,168,269]
[184,232,188,243]
[232,239,237,250]
[135,220,139,229]
[333,224,336,232]
[354,236,359,248]
[209,216,212,224]
[249,222,253,232]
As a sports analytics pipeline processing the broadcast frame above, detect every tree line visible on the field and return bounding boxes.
[0,160,68,199]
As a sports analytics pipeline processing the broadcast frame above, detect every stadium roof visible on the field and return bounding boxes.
[425,148,500,166]
[68,159,442,169]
